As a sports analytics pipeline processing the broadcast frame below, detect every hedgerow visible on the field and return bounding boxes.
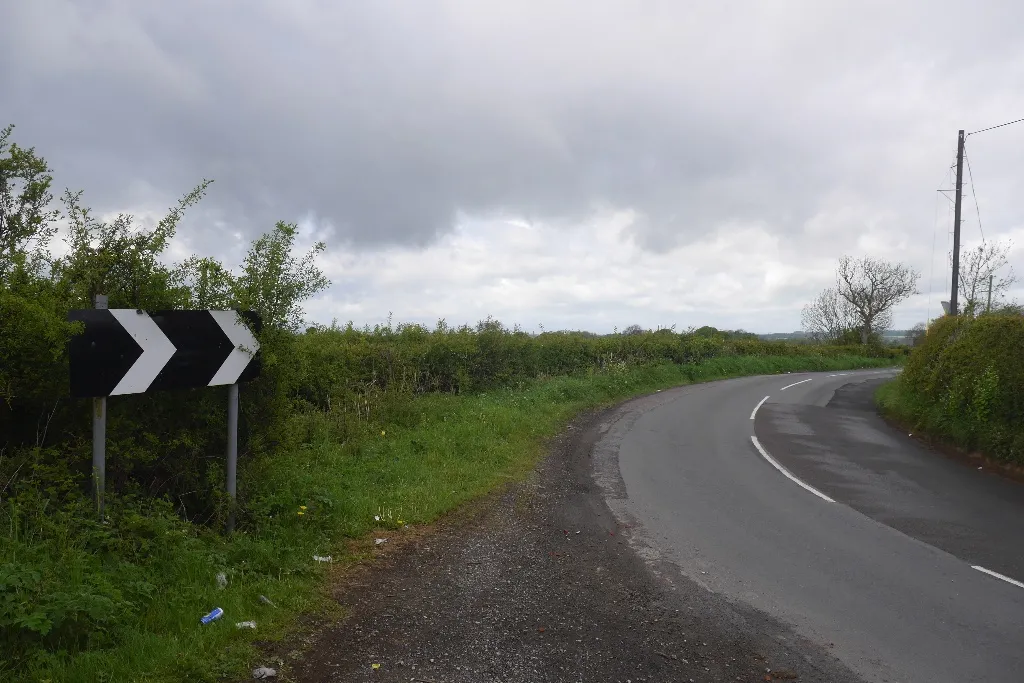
[881,312,1024,463]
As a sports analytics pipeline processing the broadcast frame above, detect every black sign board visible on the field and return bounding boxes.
[68,309,261,398]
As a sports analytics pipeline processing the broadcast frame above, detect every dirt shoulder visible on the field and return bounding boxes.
[286,396,862,683]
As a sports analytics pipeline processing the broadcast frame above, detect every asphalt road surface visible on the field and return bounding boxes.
[614,369,1024,683]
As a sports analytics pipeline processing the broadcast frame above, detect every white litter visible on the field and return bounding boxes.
[236,621,257,629]
[375,538,388,546]
[216,572,227,589]
[252,666,277,679]
[313,555,332,563]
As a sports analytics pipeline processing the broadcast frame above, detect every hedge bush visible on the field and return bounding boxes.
[288,318,900,411]
[890,312,1024,463]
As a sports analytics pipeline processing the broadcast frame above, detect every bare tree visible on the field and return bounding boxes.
[956,240,1017,316]
[836,256,920,344]
[801,287,859,342]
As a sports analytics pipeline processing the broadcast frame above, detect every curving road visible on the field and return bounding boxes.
[612,369,1024,683]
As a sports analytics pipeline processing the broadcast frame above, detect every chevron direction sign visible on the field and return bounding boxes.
[68,309,261,397]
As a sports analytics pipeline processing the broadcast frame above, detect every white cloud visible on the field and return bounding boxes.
[304,203,975,333]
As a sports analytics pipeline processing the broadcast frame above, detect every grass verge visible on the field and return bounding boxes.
[875,379,1024,475]
[15,355,895,682]
[875,378,997,454]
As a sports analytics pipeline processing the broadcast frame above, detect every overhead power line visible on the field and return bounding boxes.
[968,117,1024,136]
[963,148,985,243]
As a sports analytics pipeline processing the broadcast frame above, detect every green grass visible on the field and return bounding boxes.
[874,379,920,426]
[875,378,995,458]
[9,354,896,682]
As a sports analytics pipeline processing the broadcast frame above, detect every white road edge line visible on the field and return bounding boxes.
[972,565,1024,589]
[750,436,835,503]
[780,378,813,391]
[750,395,770,420]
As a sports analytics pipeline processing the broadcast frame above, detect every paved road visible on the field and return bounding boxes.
[613,369,1024,683]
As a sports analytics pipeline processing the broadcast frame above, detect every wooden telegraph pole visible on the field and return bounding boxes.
[948,130,965,316]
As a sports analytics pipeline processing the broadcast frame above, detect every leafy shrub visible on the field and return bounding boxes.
[893,312,1024,462]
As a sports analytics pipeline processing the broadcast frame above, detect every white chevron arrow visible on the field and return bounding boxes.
[208,310,260,386]
[110,309,177,395]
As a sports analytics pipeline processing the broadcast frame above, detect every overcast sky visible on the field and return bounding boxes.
[3,0,1023,333]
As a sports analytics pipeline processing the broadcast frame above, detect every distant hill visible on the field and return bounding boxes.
[758,331,810,341]
[758,330,915,344]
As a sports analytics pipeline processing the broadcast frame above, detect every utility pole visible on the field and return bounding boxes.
[949,130,965,316]
[987,273,994,313]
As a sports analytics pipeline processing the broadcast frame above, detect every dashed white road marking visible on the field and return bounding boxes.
[972,565,1024,589]
[750,395,770,420]
[780,378,813,391]
[750,436,835,503]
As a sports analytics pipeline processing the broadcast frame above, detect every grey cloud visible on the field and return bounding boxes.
[2,0,1024,266]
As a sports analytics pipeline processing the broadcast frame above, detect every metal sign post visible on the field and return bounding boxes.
[92,294,108,518]
[226,383,239,534]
